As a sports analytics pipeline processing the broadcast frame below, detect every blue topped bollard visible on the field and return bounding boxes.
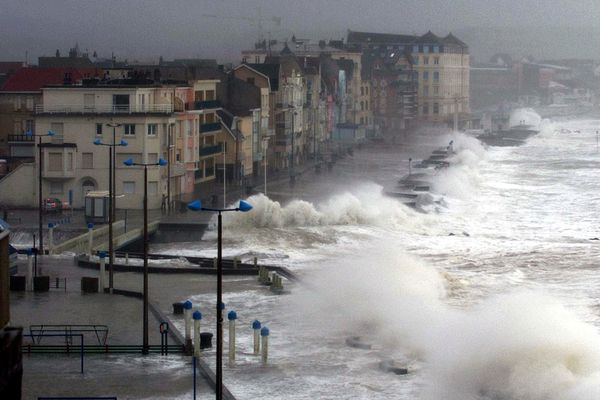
[261,326,270,364]
[193,310,202,356]
[228,310,237,365]
[183,300,193,353]
[252,320,261,355]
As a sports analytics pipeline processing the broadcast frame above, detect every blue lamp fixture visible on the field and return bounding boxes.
[123,157,168,355]
[93,134,127,293]
[187,198,252,400]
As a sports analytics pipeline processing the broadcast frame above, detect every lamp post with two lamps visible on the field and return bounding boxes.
[25,129,55,256]
[187,199,252,400]
[93,134,127,292]
[123,157,168,354]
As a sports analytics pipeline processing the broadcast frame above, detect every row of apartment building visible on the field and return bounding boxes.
[0,30,470,210]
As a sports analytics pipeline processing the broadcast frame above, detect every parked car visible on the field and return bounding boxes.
[44,198,63,213]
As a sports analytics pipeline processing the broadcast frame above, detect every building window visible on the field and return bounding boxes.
[67,153,73,171]
[412,45,419,53]
[423,86,429,96]
[423,103,429,115]
[360,87,364,96]
[123,181,135,194]
[360,117,364,124]
[26,97,34,111]
[360,101,364,111]
[50,122,64,143]
[434,57,439,65]
[48,152,62,171]
[424,56,429,65]
[433,46,439,53]
[423,71,429,81]
[433,103,439,114]
[124,124,136,136]
[433,71,439,82]
[433,86,439,95]
[176,151,181,162]
[25,120,34,134]
[247,77,255,85]
[50,182,63,194]
[82,153,93,169]
[96,123,102,135]
[147,124,158,136]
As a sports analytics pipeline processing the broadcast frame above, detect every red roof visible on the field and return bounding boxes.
[1,67,101,92]
[0,62,25,75]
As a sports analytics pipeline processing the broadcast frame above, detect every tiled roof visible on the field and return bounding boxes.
[443,33,468,48]
[415,31,442,44]
[244,63,280,91]
[347,30,417,45]
[1,67,100,91]
[0,62,25,75]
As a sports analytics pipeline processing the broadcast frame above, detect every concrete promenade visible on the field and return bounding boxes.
[10,254,270,399]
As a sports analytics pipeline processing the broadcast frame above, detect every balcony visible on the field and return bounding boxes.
[43,169,75,179]
[7,134,34,143]
[34,104,174,115]
[200,122,221,133]
[193,100,221,110]
[170,162,186,177]
[199,144,223,157]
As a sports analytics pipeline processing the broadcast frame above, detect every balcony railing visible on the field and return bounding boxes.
[199,122,221,133]
[199,143,223,157]
[35,104,174,114]
[7,134,35,143]
[193,100,221,110]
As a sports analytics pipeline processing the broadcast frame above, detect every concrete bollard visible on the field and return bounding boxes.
[252,320,261,355]
[98,251,106,292]
[183,300,193,353]
[228,311,237,366]
[87,223,94,257]
[26,248,33,291]
[125,252,129,265]
[270,273,283,294]
[213,257,217,269]
[193,310,202,356]
[48,223,54,255]
[261,326,269,365]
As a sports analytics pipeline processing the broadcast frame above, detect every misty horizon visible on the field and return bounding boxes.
[3,0,600,64]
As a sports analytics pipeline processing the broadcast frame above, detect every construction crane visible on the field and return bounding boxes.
[202,8,282,44]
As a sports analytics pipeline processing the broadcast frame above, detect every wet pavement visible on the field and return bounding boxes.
[8,141,447,399]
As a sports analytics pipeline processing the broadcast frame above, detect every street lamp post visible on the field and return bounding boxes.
[94,129,126,292]
[123,157,168,354]
[26,130,55,256]
[187,199,253,400]
[289,108,297,185]
[261,137,270,196]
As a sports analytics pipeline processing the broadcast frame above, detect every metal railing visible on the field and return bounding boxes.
[29,324,109,345]
[193,100,221,110]
[199,122,221,133]
[8,134,35,142]
[199,143,222,157]
[35,104,173,114]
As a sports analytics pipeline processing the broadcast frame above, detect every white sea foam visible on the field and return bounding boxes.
[510,108,542,128]
[222,186,428,230]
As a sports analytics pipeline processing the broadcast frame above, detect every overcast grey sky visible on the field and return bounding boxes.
[2,0,600,63]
